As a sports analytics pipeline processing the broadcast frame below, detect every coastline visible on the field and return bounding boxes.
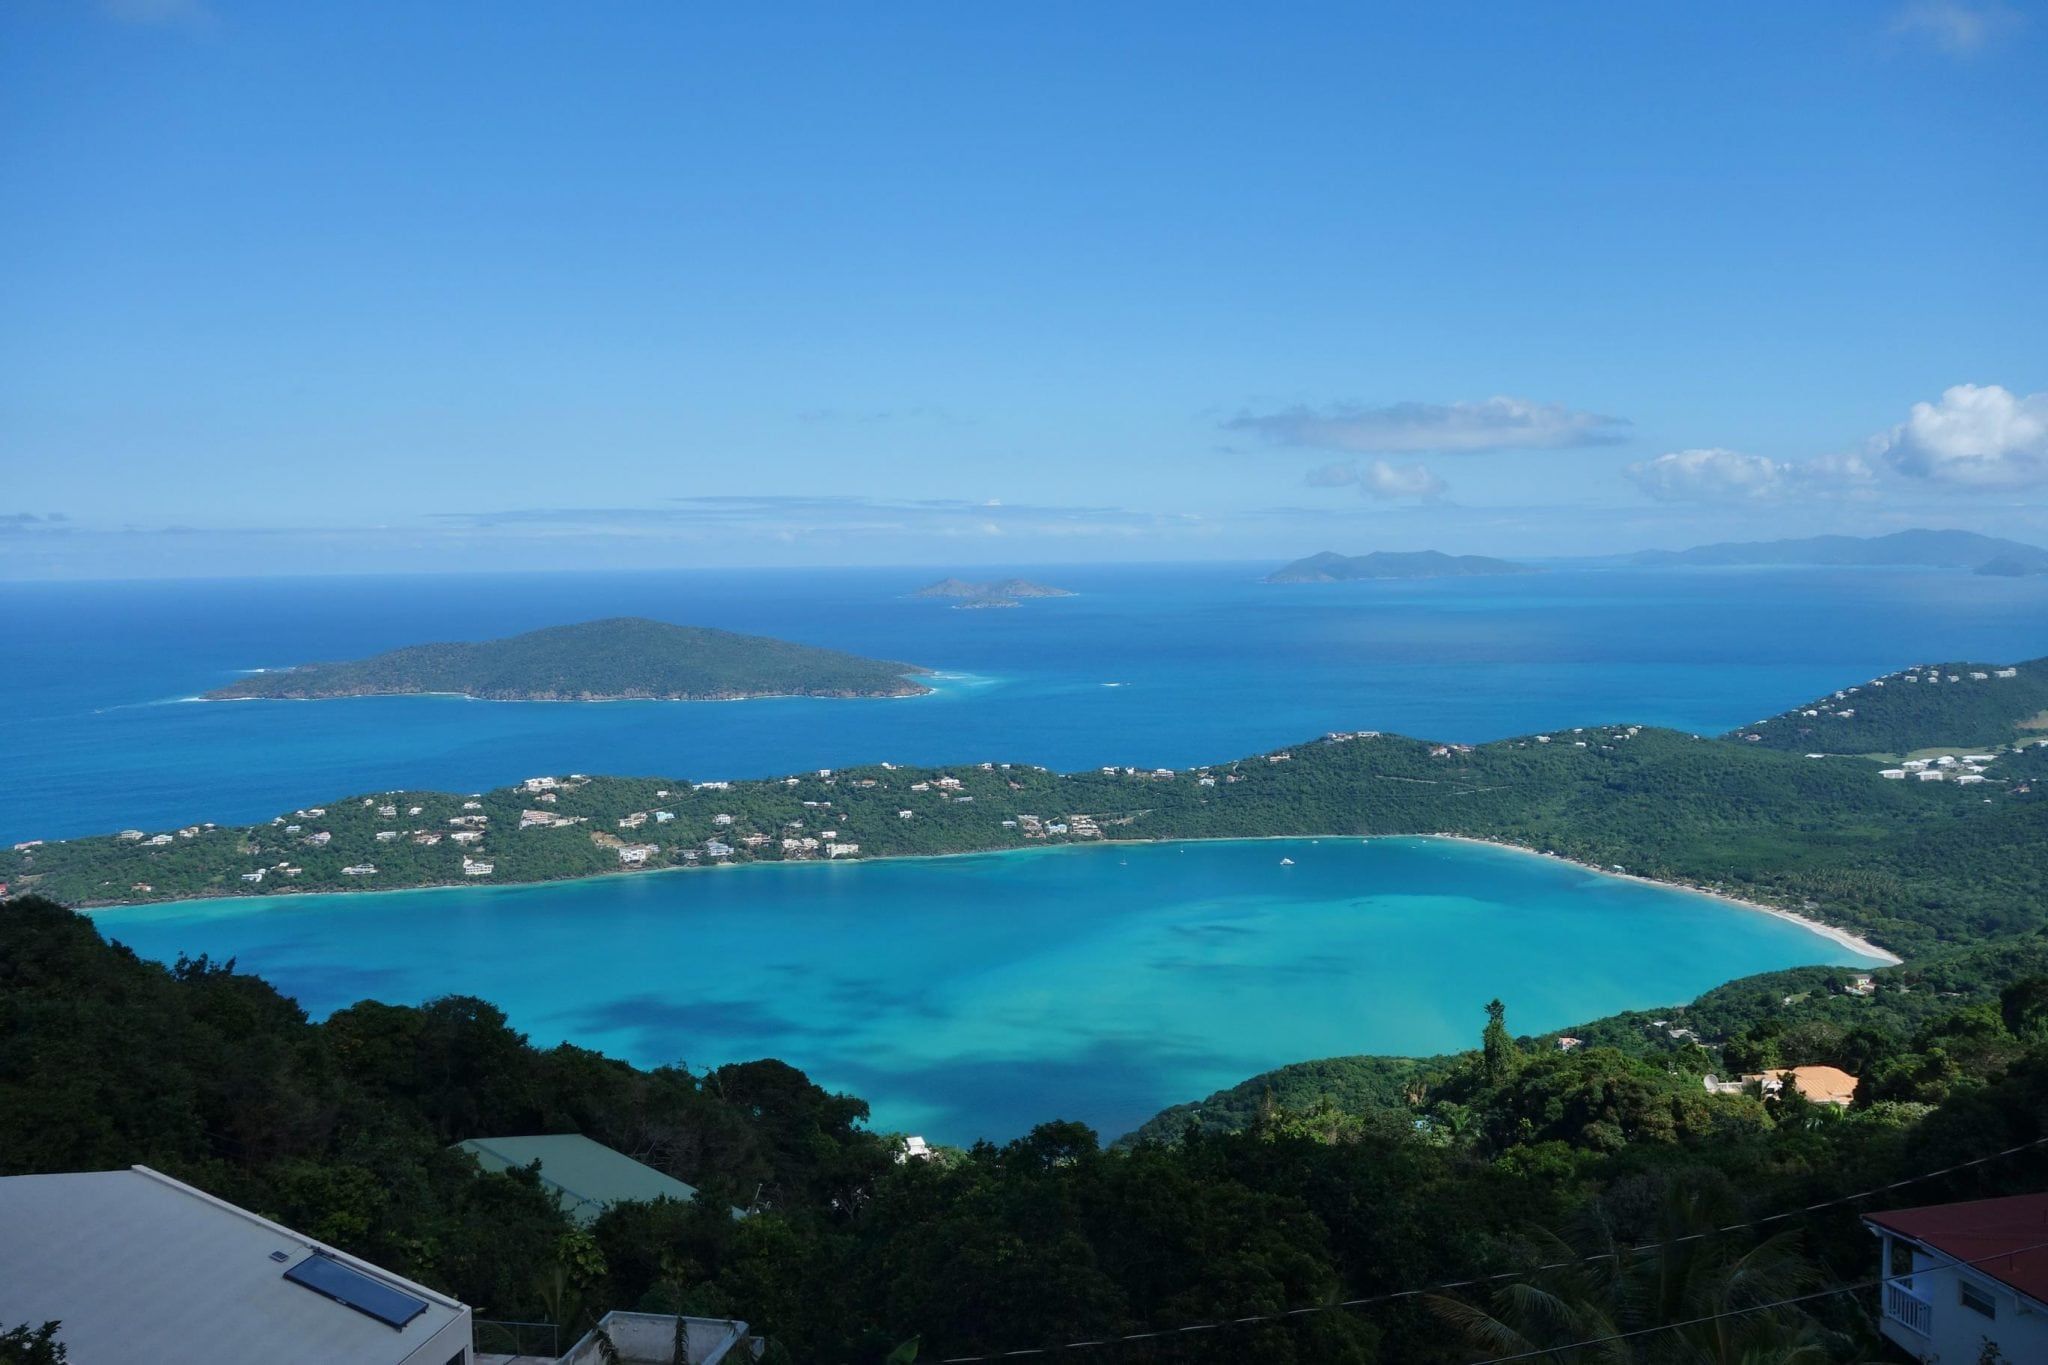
[1419,832,1902,965]
[74,831,1902,966]
[195,683,936,704]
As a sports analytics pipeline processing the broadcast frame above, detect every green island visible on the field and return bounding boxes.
[200,617,933,702]
[912,576,1076,607]
[1265,549,1537,582]
[8,654,2048,1362]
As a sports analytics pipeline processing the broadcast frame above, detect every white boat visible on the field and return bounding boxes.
[1279,857,1295,866]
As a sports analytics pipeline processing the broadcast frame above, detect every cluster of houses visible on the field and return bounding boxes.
[1011,812,1099,839]
[1740,663,2028,746]
[107,821,219,848]
[61,747,1309,897]
[1878,751,2009,784]
[1893,665,2021,686]
[1502,724,1642,752]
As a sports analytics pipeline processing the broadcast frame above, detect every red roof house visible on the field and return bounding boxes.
[1865,1192,2048,1363]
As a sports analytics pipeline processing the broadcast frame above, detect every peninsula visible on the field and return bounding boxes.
[15,656,2045,962]
[201,618,932,702]
[1265,550,1537,583]
[913,577,1076,607]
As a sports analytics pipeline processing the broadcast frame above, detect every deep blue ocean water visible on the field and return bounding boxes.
[13,562,2044,1138]
[6,562,2047,844]
[90,837,1889,1143]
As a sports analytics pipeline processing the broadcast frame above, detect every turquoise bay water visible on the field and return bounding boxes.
[93,838,1887,1143]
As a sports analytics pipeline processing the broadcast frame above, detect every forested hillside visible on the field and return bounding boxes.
[9,895,2048,1363]
[1734,656,2048,755]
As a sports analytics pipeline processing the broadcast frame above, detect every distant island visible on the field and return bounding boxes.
[1265,550,1537,583]
[913,577,1076,608]
[202,618,932,702]
[1632,528,2048,576]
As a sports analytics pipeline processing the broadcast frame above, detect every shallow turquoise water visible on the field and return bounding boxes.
[92,837,1887,1143]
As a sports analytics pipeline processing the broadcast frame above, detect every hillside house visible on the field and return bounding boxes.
[1867,1193,2048,1363]
[0,1166,474,1365]
[453,1134,702,1227]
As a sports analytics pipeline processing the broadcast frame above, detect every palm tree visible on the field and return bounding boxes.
[1429,1178,1847,1363]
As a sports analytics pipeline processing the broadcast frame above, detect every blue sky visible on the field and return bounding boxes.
[2,1,2044,577]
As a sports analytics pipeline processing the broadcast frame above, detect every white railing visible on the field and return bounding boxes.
[1884,1279,1933,1337]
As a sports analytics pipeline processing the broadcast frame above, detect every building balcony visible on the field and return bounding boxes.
[1883,1279,1932,1338]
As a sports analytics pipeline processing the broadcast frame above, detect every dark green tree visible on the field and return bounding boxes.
[1482,998,1516,1085]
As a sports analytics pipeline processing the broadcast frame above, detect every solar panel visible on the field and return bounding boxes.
[283,1253,429,1329]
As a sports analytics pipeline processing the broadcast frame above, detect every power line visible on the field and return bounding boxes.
[933,1132,2048,1362]
[1473,1233,2048,1363]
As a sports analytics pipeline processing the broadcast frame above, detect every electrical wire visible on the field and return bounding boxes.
[931,1132,2048,1362]
[1473,1233,2048,1362]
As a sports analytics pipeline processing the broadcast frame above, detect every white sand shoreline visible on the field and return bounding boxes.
[76,830,1903,965]
[1420,833,1902,965]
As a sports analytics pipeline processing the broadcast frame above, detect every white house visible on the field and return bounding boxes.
[1866,1192,2048,1364]
[0,1165,474,1365]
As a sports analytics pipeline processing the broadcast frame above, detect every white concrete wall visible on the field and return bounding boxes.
[399,1307,475,1365]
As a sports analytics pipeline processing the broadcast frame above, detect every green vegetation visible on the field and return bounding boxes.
[201,617,931,702]
[10,892,2048,1363]
[1733,657,2048,754]
[1265,549,1536,582]
[12,655,2047,962]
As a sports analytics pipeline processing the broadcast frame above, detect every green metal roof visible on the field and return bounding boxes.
[453,1134,699,1225]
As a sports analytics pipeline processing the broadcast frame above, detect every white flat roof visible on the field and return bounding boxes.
[0,1166,468,1365]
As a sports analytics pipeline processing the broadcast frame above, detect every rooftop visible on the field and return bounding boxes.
[0,1165,468,1365]
[1866,1191,2048,1304]
[455,1133,700,1225]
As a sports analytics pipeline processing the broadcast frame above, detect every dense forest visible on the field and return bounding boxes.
[8,894,2048,1363]
[201,617,932,701]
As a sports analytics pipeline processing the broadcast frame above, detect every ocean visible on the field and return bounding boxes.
[6,562,2046,845]
[88,837,1890,1143]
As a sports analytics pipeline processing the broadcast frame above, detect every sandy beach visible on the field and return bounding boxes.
[1420,832,1902,965]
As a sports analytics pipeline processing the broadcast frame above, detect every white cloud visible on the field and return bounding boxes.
[1228,396,1627,454]
[1628,441,1887,504]
[1872,383,2048,488]
[1301,460,1446,500]
[1891,2,2021,55]
[1628,449,1791,503]
[1360,460,1447,501]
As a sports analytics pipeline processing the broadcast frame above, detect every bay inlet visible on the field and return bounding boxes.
[92,836,1891,1144]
